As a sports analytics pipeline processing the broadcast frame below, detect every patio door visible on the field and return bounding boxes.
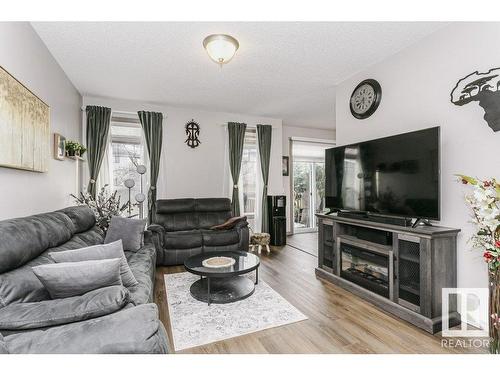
[291,139,334,234]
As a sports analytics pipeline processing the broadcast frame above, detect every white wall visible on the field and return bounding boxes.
[0,23,82,220]
[82,96,284,201]
[336,23,500,290]
[282,125,336,232]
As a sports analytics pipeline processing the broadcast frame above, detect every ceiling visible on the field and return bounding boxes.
[32,22,447,129]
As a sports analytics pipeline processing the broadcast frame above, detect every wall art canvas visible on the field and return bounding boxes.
[0,66,50,172]
[450,67,500,132]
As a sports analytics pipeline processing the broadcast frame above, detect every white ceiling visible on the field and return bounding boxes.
[32,22,447,129]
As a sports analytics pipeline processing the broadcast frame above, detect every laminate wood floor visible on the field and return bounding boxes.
[287,232,319,257]
[154,245,485,354]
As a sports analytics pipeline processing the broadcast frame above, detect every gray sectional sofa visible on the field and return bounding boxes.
[0,206,169,354]
[149,198,249,266]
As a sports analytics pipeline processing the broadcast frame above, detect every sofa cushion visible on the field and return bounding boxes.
[4,303,169,354]
[0,286,129,331]
[156,198,195,214]
[125,244,156,305]
[196,198,232,229]
[201,229,239,246]
[164,230,202,249]
[57,206,96,234]
[32,258,122,299]
[50,240,138,288]
[105,216,146,252]
[0,211,74,274]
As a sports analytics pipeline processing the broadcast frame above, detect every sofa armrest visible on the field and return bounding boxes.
[147,224,165,249]
[234,219,250,252]
[0,286,129,331]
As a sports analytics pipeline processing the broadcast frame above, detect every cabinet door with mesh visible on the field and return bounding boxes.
[397,235,421,312]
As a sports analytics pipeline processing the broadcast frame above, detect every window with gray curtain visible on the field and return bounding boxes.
[257,124,272,233]
[228,122,247,216]
[86,106,111,198]
[138,111,163,224]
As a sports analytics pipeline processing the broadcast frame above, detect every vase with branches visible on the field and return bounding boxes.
[71,185,130,232]
[458,174,500,354]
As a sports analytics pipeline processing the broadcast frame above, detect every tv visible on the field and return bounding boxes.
[325,127,440,220]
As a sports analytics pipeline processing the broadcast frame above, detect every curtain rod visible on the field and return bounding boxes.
[80,107,167,117]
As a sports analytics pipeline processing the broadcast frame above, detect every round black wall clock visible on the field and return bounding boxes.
[349,79,382,119]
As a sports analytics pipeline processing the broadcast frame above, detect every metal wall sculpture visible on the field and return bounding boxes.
[185,119,201,148]
[451,67,500,132]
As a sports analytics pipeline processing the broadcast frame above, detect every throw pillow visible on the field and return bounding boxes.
[32,258,122,299]
[210,216,247,230]
[49,240,138,288]
[104,216,147,252]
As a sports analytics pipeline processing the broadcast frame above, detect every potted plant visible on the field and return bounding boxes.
[458,175,500,354]
[79,144,87,157]
[65,140,80,157]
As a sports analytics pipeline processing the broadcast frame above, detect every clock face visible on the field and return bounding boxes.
[349,79,381,119]
[351,84,375,114]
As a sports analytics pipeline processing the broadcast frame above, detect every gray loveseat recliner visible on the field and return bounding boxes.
[149,198,249,266]
[0,206,169,354]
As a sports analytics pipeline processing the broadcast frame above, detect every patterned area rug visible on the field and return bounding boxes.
[164,272,307,351]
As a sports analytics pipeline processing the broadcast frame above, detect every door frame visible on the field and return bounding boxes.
[288,137,336,235]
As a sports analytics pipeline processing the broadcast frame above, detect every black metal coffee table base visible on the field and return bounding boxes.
[190,275,256,305]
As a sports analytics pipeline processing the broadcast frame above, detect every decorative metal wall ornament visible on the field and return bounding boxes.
[450,67,500,132]
[185,119,201,148]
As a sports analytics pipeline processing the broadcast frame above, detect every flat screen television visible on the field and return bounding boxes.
[325,127,440,220]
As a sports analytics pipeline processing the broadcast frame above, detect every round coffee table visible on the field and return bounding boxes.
[184,251,260,306]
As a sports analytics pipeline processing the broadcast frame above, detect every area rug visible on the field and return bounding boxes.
[164,272,307,351]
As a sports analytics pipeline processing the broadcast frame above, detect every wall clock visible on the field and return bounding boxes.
[349,79,382,119]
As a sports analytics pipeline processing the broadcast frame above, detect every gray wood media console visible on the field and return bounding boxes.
[315,213,461,334]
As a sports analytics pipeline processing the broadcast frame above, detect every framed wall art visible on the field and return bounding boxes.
[282,156,289,176]
[0,66,50,172]
[53,133,66,161]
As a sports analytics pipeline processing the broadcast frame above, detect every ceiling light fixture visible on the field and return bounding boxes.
[203,34,239,66]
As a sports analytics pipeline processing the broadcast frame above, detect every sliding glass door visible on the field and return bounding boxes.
[291,140,332,233]
[293,161,325,232]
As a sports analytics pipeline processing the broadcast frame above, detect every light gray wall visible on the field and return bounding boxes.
[82,96,284,200]
[0,22,82,220]
[336,23,500,290]
[282,125,336,232]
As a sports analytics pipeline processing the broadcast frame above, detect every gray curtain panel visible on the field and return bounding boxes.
[138,111,163,223]
[86,106,111,198]
[257,124,272,233]
[228,122,247,216]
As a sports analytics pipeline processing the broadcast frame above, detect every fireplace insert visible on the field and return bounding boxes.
[340,242,391,298]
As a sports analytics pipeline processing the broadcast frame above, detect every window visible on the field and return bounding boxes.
[240,129,258,231]
[107,118,146,217]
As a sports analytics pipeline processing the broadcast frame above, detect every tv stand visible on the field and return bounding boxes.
[316,213,460,334]
[412,218,433,228]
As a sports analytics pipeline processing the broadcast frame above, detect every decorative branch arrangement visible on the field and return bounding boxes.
[457,174,500,354]
[71,185,130,232]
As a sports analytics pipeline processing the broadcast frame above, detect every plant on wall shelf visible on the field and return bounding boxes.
[457,174,500,354]
[71,185,130,232]
[65,140,86,157]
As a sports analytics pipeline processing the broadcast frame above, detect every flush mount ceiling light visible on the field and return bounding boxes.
[203,34,239,66]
